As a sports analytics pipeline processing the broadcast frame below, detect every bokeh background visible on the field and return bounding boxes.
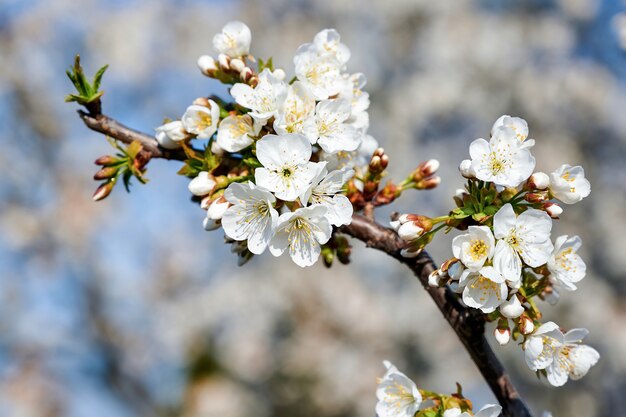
[1,0,626,416]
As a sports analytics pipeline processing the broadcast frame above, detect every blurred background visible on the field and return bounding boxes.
[1,0,626,416]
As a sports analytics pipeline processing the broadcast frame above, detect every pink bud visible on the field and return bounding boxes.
[519,316,535,335]
[398,221,424,241]
[543,202,563,219]
[528,172,550,190]
[494,327,511,346]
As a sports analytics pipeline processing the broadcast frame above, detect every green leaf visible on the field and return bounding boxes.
[92,64,109,91]
[65,54,108,106]
[483,205,498,215]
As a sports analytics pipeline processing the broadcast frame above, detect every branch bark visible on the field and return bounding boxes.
[77,111,534,417]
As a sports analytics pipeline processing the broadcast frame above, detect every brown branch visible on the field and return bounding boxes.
[76,111,533,417]
[341,214,533,417]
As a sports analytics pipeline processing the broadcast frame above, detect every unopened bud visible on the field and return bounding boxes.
[240,67,254,82]
[93,166,118,180]
[373,147,385,158]
[272,68,286,81]
[527,172,550,190]
[92,181,114,201]
[398,221,424,241]
[192,97,210,107]
[188,172,216,196]
[453,188,467,207]
[197,55,217,76]
[499,295,524,319]
[94,155,118,166]
[459,159,475,178]
[524,192,549,203]
[417,176,441,190]
[207,196,230,220]
[416,159,440,180]
[519,315,535,335]
[543,202,563,219]
[218,53,231,70]
[400,247,422,258]
[494,326,511,346]
[229,58,245,73]
[202,217,221,231]
[428,269,443,287]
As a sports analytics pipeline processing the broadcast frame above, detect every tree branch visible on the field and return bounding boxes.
[76,111,534,417]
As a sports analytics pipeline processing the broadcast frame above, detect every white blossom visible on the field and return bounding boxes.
[155,120,188,149]
[188,171,216,196]
[491,115,534,149]
[207,196,230,221]
[300,165,354,226]
[221,182,278,255]
[216,114,261,152]
[499,295,525,318]
[492,204,553,284]
[269,205,332,267]
[294,46,344,100]
[320,134,378,171]
[452,226,495,271]
[314,99,360,153]
[469,126,535,187]
[443,404,502,417]
[311,28,351,65]
[212,21,251,58]
[255,133,321,201]
[524,322,600,386]
[230,69,287,122]
[273,81,317,140]
[459,266,508,313]
[181,101,220,139]
[547,235,586,291]
[549,164,591,204]
[375,361,422,417]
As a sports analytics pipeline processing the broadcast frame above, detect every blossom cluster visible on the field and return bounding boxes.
[155,22,379,267]
[376,360,502,417]
[416,116,599,386]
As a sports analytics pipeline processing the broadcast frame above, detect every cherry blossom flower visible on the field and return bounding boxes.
[155,120,189,149]
[269,205,332,267]
[310,28,351,65]
[221,182,278,255]
[459,266,508,313]
[491,115,534,149]
[300,165,354,226]
[273,81,317,140]
[314,99,360,153]
[375,361,422,417]
[212,21,251,58]
[181,101,220,139]
[230,69,287,122]
[547,235,586,291]
[452,226,495,271]
[254,133,321,201]
[216,114,261,152]
[493,204,553,284]
[469,126,535,187]
[549,164,591,204]
[499,295,524,318]
[524,322,600,386]
[294,46,344,100]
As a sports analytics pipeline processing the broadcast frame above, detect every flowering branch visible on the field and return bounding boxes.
[74,110,532,416]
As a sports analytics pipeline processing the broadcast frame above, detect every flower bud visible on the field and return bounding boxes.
[93,166,118,180]
[494,326,511,346]
[197,55,217,76]
[192,97,210,107]
[428,269,442,287]
[524,192,549,203]
[229,58,246,73]
[94,155,118,166]
[207,196,230,220]
[527,172,550,190]
[398,221,424,241]
[416,176,441,190]
[240,67,254,82]
[453,188,467,207]
[217,53,231,70]
[459,159,475,178]
[155,120,189,149]
[389,220,401,231]
[188,171,216,196]
[499,296,524,319]
[92,181,114,201]
[519,315,535,335]
[203,217,221,231]
[272,68,286,81]
[543,202,563,219]
[400,247,422,258]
